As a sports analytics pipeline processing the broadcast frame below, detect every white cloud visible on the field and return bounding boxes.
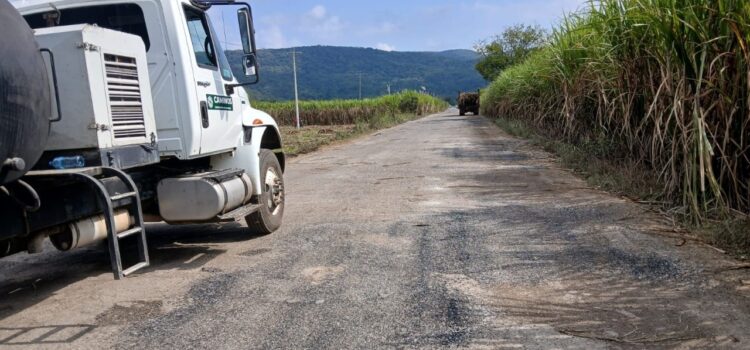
[376,43,396,51]
[318,16,344,34]
[257,14,292,49]
[264,25,288,49]
[308,5,327,20]
[302,5,346,40]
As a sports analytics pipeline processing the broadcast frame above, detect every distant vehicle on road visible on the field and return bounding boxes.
[458,90,480,116]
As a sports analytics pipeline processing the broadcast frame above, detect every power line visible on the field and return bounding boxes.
[222,11,227,48]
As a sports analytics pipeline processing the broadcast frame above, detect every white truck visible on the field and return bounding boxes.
[0,0,286,279]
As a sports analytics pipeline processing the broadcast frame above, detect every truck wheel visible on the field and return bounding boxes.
[246,149,284,234]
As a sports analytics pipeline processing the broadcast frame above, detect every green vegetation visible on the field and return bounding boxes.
[280,113,420,156]
[255,91,448,126]
[263,91,448,156]
[474,24,547,81]
[482,0,750,254]
[227,46,485,102]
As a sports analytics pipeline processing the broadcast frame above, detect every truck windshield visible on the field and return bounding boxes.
[23,4,150,50]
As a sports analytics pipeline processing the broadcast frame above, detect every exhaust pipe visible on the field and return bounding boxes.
[50,210,133,251]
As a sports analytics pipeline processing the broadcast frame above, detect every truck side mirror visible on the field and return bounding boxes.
[237,8,256,55]
[243,53,258,79]
[226,5,260,91]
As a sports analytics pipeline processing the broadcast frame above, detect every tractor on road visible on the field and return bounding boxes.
[458,90,480,116]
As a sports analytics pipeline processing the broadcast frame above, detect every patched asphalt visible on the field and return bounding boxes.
[1,110,749,349]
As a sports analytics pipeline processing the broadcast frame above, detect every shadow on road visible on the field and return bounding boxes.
[0,222,263,321]
[0,324,95,346]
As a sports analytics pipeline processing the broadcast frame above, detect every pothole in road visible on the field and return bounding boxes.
[487,273,726,347]
[95,300,164,325]
[430,272,732,348]
[240,248,272,257]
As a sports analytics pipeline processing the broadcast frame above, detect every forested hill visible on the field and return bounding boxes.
[226,46,485,102]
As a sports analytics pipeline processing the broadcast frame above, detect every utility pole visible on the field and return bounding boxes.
[292,48,301,129]
[358,73,362,100]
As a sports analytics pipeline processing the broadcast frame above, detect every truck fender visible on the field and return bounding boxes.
[211,108,284,196]
[259,127,285,172]
[243,107,285,172]
[241,107,276,128]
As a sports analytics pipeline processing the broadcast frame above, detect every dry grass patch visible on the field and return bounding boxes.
[281,125,356,156]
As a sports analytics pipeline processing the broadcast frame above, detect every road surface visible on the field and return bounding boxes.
[1,110,749,349]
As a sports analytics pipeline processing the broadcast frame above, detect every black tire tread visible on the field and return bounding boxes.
[245,149,284,235]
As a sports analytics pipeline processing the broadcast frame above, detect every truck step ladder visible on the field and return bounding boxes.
[26,167,150,280]
[83,167,149,279]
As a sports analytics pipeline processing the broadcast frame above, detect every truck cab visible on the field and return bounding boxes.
[16,0,283,163]
[1,0,286,278]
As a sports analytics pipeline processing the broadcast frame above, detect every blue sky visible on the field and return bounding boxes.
[212,0,586,52]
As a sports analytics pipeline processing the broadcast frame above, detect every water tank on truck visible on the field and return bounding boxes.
[0,0,52,185]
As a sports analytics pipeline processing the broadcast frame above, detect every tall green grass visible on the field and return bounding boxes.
[482,0,750,221]
[254,91,448,126]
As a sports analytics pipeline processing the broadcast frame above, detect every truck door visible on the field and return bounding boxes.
[183,5,242,155]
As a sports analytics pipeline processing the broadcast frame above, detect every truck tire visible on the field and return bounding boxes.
[245,149,284,234]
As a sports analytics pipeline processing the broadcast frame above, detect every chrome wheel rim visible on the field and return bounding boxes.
[265,167,283,215]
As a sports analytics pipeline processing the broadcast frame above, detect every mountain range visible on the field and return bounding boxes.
[227,46,485,102]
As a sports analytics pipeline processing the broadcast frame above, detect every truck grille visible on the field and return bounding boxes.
[104,54,146,139]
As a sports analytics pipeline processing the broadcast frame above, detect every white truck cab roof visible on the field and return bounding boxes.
[12,0,197,12]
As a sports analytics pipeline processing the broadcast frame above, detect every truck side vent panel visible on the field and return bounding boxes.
[104,54,146,139]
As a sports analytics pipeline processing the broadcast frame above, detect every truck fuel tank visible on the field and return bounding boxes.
[157,169,253,223]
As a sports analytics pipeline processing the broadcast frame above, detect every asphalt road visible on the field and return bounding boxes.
[1,110,749,349]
